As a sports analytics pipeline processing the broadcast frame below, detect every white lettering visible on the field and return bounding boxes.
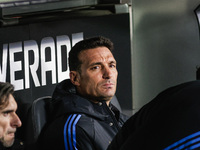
[56,35,71,82]
[9,42,23,91]
[72,32,84,46]
[0,44,8,82]
[24,40,40,89]
[41,37,56,86]
[0,32,84,91]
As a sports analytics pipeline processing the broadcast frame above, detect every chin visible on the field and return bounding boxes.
[3,139,14,147]
[101,95,113,101]
[106,93,115,98]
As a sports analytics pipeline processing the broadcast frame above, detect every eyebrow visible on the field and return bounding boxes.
[89,60,116,67]
[89,62,102,67]
[1,109,15,114]
[110,60,117,64]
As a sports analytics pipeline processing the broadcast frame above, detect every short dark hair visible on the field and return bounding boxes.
[69,36,114,72]
[0,82,14,109]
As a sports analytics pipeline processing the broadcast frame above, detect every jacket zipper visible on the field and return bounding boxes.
[102,101,121,130]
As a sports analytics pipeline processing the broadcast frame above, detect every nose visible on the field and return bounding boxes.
[11,113,22,128]
[102,66,113,79]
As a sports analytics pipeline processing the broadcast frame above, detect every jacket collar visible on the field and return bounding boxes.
[50,79,121,121]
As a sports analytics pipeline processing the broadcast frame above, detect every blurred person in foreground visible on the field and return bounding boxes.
[107,80,200,150]
[0,82,24,150]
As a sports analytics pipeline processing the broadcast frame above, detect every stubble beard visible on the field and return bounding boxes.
[0,135,15,147]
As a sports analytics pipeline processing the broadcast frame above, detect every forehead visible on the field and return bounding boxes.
[0,95,17,112]
[79,47,116,64]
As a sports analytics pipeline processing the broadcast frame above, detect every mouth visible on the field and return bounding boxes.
[7,132,15,138]
[9,133,15,137]
[102,82,115,89]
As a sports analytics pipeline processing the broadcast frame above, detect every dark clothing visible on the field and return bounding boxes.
[39,79,128,150]
[0,139,24,150]
[107,80,200,150]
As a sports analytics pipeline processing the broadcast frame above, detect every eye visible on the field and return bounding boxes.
[2,110,12,117]
[110,64,116,68]
[91,66,100,70]
[2,112,9,117]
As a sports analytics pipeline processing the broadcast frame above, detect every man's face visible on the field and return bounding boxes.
[0,94,22,147]
[73,47,118,103]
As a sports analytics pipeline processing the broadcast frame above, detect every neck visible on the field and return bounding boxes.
[89,99,111,106]
[77,93,111,106]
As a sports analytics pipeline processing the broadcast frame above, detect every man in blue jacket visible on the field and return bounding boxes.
[39,36,128,150]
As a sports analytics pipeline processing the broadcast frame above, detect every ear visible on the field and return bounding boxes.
[70,71,80,86]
